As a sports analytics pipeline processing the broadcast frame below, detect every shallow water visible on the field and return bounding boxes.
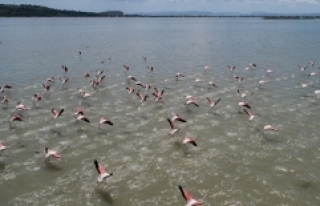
[0,17,320,205]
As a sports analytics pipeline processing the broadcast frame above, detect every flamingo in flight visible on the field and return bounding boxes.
[0,84,12,93]
[167,118,180,136]
[126,87,135,94]
[238,101,251,109]
[227,65,236,71]
[61,65,68,73]
[9,114,23,128]
[46,77,54,82]
[44,147,61,162]
[2,95,9,103]
[178,185,203,206]
[207,97,221,109]
[136,93,148,103]
[51,108,64,118]
[243,109,257,120]
[207,81,218,88]
[264,123,278,131]
[182,135,198,149]
[123,65,130,72]
[98,117,113,129]
[170,113,187,123]
[0,141,20,156]
[147,66,154,72]
[94,159,113,188]
[75,114,90,123]
[16,101,28,111]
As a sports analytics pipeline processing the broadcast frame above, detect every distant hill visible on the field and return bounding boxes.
[1,4,319,18]
[129,10,320,17]
[0,4,123,17]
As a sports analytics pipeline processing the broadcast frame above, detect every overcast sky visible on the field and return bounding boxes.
[1,0,320,13]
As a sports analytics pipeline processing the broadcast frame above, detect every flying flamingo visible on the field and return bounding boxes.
[136,93,148,103]
[46,77,54,82]
[61,65,68,73]
[44,147,61,162]
[126,87,135,94]
[227,65,236,71]
[178,185,203,206]
[147,66,154,72]
[51,108,64,119]
[0,84,12,93]
[207,97,221,109]
[182,134,198,149]
[167,118,180,136]
[2,95,9,103]
[94,159,113,188]
[207,81,218,88]
[243,109,257,120]
[170,113,187,123]
[9,114,23,128]
[75,114,90,123]
[16,101,28,111]
[98,117,113,130]
[0,141,20,156]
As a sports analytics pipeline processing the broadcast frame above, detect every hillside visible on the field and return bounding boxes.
[0,4,123,17]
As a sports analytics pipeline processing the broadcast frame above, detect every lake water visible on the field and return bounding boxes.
[0,17,320,206]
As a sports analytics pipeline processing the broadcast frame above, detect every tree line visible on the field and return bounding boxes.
[0,4,123,17]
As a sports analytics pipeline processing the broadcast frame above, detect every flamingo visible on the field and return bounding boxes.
[46,77,54,82]
[0,141,20,156]
[298,65,308,71]
[126,87,135,94]
[127,75,137,81]
[147,66,154,72]
[167,118,180,136]
[75,114,90,123]
[227,65,235,71]
[243,109,257,120]
[123,65,130,72]
[16,101,28,111]
[264,123,277,131]
[9,114,23,128]
[2,95,9,103]
[170,113,187,123]
[238,101,251,109]
[51,108,64,118]
[207,97,221,109]
[94,159,113,188]
[207,81,218,88]
[136,93,148,103]
[61,65,68,73]
[44,147,61,162]
[98,117,113,129]
[182,135,198,148]
[0,84,12,93]
[178,185,203,206]
[33,93,42,102]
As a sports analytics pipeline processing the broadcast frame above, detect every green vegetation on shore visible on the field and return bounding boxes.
[0,4,123,17]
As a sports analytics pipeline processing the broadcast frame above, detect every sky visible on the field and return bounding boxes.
[1,0,320,14]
